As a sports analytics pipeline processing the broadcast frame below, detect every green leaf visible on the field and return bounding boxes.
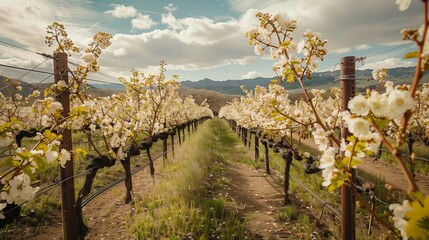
[337,157,349,169]
[403,51,418,59]
[372,117,390,130]
[350,158,362,168]
[287,73,295,83]
[328,176,344,192]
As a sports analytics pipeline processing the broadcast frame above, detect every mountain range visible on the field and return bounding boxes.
[180,67,423,95]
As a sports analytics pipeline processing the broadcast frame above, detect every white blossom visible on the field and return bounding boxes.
[45,149,58,163]
[365,133,382,153]
[389,200,411,239]
[313,126,331,151]
[321,166,337,187]
[368,91,388,117]
[254,44,264,56]
[319,147,337,169]
[41,115,51,127]
[57,80,68,89]
[347,117,371,139]
[1,173,38,205]
[386,89,415,120]
[348,95,370,116]
[82,53,96,63]
[372,68,388,82]
[59,149,71,167]
[396,0,411,11]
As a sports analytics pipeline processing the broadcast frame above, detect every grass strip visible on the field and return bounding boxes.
[130,119,245,239]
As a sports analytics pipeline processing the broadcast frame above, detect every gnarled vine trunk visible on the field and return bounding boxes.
[282,150,293,205]
[76,155,115,239]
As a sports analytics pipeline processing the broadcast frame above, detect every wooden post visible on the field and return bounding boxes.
[54,52,77,240]
[177,128,182,145]
[263,141,270,175]
[163,137,168,164]
[340,56,356,240]
[163,123,167,164]
[255,134,260,162]
[248,132,252,149]
[171,133,175,157]
[243,128,247,146]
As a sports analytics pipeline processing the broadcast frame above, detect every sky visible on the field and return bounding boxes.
[0,0,422,84]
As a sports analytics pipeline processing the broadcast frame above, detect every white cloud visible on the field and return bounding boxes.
[0,0,98,59]
[0,57,41,68]
[355,44,371,51]
[113,48,127,56]
[332,47,352,54]
[161,13,185,30]
[228,0,283,12]
[241,71,263,79]
[101,18,251,71]
[164,3,178,12]
[238,0,421,53]
[0,57,53,82]
[100,9,254,73]
[105,4,138,19]
[177,18,240,45]
[226,56,258,65]
[359,58,416,70]
[131,13,157,30]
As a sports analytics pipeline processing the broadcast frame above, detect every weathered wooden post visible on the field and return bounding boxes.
[54,52,77,240]
[254,131,260,162]
[262,140,270,175]
[340,56,356,240]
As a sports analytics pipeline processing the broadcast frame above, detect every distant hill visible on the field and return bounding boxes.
[0,76,235,113]
[181,67,427,95]
[178,86,235,114]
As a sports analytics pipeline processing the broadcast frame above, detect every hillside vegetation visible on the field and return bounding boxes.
[0,76,236,114]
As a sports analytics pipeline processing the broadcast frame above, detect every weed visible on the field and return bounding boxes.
[204,198,226,219]
[298,213,310,226]
[20,194,61,226]
[275,206,298,222]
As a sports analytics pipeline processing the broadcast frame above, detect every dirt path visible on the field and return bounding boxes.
[215,150,331,239]
[222,163,288,238]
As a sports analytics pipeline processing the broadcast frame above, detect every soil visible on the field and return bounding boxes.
[214,160,333,239]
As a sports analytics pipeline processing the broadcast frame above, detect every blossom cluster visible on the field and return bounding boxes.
[246,12,327,83]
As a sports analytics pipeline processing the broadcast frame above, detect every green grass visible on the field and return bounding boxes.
[275,206,298,222]
[130,119,245,239]
[19,194,61,227]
